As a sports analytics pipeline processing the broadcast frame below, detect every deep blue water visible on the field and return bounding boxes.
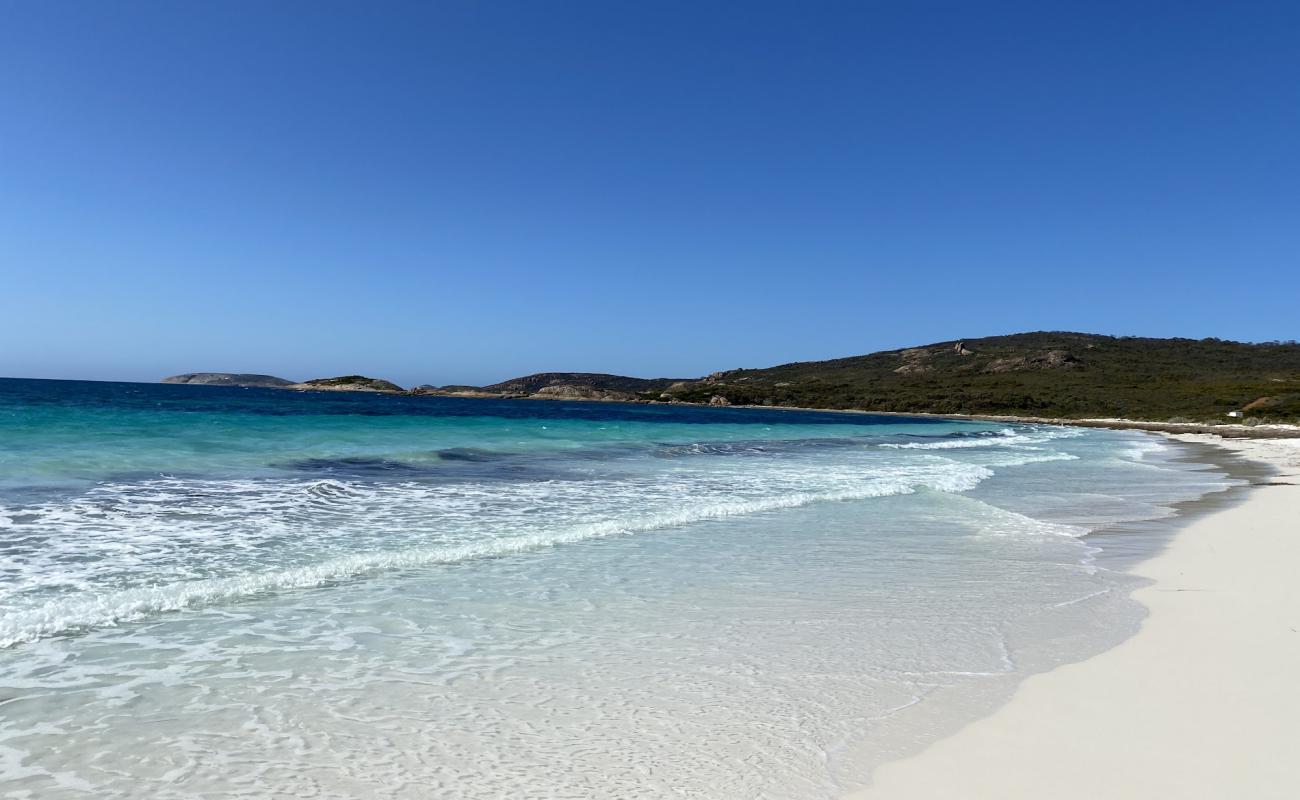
[0,376,950,424]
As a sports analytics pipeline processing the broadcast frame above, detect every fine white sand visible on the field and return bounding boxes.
[848,435,1300,799]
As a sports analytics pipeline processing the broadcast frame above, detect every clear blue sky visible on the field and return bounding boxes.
[2,1,1297,386]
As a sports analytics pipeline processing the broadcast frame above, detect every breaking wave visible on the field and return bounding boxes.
[0,460,992,648]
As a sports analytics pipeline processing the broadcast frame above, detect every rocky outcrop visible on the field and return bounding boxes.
[287,376,405,393]
[162,373,295,388]
[700,372,732,386]
[407,385,509,397]
[405,382,641,402]
[709,395,732,406]
[894,348,932,375]
[954,341,975,356]
[532,385,640,402]
[983,350,1081,373]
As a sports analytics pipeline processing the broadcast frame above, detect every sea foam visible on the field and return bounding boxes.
[0,460,992,647]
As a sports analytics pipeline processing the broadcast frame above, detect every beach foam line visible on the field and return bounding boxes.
[879,426,1082,450]
[0,462,993,648]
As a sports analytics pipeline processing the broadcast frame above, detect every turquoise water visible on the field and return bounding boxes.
[0,379,1234,798]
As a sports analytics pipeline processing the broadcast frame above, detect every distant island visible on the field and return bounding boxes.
[162,373,405,394]
[162,331,1300,423]
[285,376,405,393]
[412,372,691,402]
[161,373,295,388]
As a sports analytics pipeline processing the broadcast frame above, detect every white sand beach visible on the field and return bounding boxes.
[849,434,1300,799]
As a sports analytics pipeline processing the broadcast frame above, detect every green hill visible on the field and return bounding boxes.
[662,332,1300,422]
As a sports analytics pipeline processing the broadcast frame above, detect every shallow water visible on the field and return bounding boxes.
[0,379,1235,798]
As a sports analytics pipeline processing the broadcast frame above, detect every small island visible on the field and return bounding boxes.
[285,375,405,394]
[161,373,295,388]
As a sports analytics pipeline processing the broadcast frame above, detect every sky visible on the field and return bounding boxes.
[2,1,1297,386]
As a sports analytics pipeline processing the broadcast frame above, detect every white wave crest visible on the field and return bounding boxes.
[881,425,1085,451]
[0,462,992,648]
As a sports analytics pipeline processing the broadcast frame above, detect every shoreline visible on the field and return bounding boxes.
[845,433,1300,798]
[145,376,1300,439]
[884,411,1300,439]
[492,395,1300,438]
[729,402,1300,439]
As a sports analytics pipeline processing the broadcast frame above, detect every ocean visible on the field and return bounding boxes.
[0,378,1236,798]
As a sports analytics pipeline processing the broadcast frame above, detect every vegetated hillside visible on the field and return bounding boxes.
[664,332,1300,422]
[481,372,689,394]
